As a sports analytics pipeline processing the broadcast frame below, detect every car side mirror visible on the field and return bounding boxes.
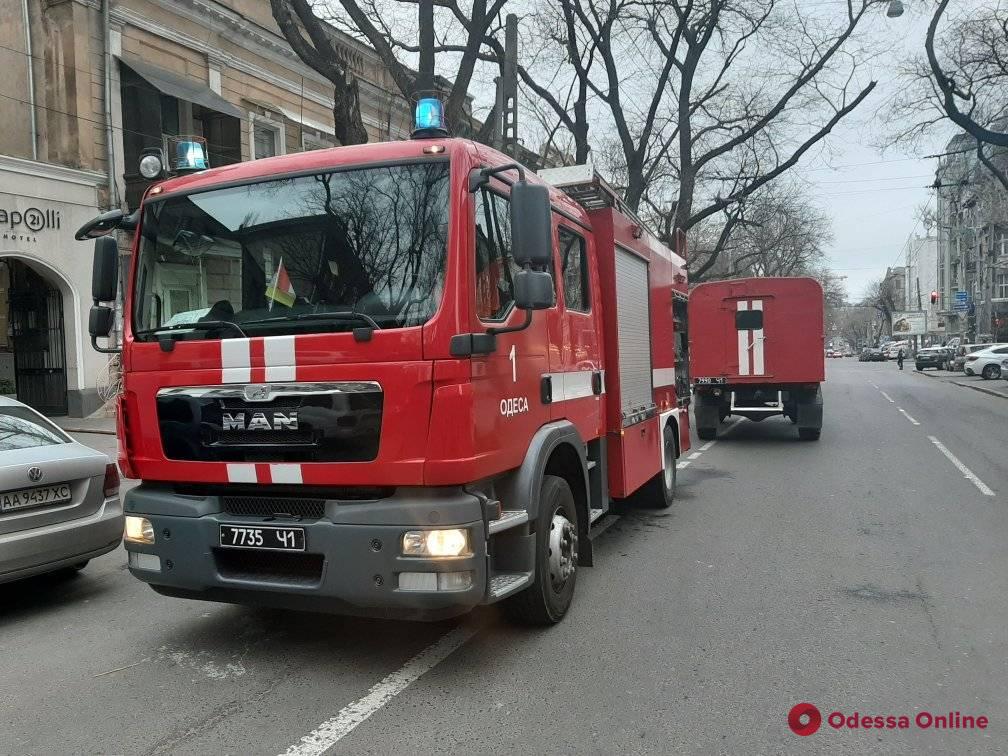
[89,306,114,339]
[513,269,554,310]
[510,181,552,268]
[92,236,119,303]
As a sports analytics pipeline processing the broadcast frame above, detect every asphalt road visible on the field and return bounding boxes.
[2,359,1006,755]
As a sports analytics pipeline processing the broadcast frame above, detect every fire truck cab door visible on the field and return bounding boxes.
[470,186,551,469]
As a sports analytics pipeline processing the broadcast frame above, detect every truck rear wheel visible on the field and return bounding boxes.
[636,425,677,508]
[503,475,578,625]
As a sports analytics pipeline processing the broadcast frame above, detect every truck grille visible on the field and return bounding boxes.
[214,549,324,586]
[222,496,325,520]
[210,429,315,446]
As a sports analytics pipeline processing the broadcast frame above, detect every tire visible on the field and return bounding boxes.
[915,366,922,371]
[637,425,677,509]
[503,475,578,625]
[798,427,821,441]
[697,426,716,441]
[72,561,89,571]
[981,364,1000,380]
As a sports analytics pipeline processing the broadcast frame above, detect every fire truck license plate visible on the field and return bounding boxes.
[695,377,727,384]
[0,484,72,512]
[219,525,305,551]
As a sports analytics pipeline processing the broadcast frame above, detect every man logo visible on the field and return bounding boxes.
[27,466,43,483]
[222,411,298,431]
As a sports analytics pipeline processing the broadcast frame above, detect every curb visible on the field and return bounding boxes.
[59,427,117,436]
[912,370,1008,399]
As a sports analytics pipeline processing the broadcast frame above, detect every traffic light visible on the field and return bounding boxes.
[930,291,938,304]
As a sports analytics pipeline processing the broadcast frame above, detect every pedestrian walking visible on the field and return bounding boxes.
[897,348,904,370]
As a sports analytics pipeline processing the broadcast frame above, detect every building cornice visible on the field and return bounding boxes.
[0,154,107,188]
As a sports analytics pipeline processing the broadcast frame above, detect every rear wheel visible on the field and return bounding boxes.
[503,475,578,625]
[798,427,821,441]
[637,425,677,509]
[982,364,1001,380]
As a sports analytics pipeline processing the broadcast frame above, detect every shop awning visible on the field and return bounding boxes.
[118,54,244,120]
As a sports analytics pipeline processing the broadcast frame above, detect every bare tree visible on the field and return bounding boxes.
[323,0,508,141]
[924,0,1008,189]
[685,183,833,280]
[863,274,900,332]
[270,0,369,145]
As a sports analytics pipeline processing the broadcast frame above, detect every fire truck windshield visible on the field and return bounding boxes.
[131,161,450,340]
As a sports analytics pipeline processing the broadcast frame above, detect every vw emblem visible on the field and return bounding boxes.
[27,466,43,483]
[243,384,271,402]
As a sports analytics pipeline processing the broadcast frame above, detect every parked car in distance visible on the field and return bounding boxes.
[964,344,1008,379]
[915,347,950,371]
[0,398,122,584]
[953,343,991,371]
[826,348,836,358]
[882,341,908,360]
[867,347,886,361]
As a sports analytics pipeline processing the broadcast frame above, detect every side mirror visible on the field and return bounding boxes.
[75,208,125,241]
[510,181,552,268]
[89,306,114,339]
[92,236,119,303]
[513,269,554,310]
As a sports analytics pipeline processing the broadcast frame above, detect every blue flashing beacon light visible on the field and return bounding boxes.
[412,97,448,138]
[175,139,208,171]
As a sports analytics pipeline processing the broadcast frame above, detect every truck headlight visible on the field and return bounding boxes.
[124,516,155,544]
[402,528,470,557]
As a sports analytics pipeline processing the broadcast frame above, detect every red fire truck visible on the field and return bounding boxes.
[78,115,689,624]
[688,277,824,441]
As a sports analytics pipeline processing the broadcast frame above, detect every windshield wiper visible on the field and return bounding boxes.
[135,320,249,352]
[243,310,381,333]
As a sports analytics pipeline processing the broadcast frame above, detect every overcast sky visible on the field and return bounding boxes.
[793,3,952,302]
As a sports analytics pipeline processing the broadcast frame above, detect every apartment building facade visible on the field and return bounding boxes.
[1,0,411,416]
[934,134,1008,343]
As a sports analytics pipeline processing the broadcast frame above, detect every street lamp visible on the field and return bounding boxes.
[887,0,904,18]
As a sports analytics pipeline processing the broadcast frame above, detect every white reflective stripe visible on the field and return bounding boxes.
[736,301,749,376]
[226,463,256,483]
[269,464,303,484]
[652,367,676,387]
[221,339,251,383]
[264,335,296,382]
[543,370,602,401]
[751,299,765,375]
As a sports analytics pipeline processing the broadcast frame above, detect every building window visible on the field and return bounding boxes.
[559,227,590,312]
[302,132,334,151]
[250,113,284,159]
[996,273,1008,300]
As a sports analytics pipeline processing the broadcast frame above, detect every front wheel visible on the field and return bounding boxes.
[503,475,578,625]
[982,364,1001,380]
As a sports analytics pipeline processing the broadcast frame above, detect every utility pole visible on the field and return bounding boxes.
[417,0,434,97]
[500,14,518,158]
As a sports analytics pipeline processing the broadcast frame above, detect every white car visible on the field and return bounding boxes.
[963,344,1008,379]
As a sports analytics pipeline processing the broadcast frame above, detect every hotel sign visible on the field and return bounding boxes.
[0,205,61,243]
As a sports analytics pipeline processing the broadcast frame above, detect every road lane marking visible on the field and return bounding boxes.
[928,436,995,497]
[880,391,895,403]
[677,460,691,469]
[688,452,702,460]
[870,383,879,389]
[281,625,478,756]
[897,408,920,426]
[699,441,715,451]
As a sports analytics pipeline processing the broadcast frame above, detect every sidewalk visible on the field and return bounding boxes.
[913,368,1008,399]
[52,413,116,435]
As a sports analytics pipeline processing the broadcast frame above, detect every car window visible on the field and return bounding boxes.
[0,407,72,451]
[558,227,590,313]
[994,347,1008,354]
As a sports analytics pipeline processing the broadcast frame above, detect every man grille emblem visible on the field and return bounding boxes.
[243,385,271,402]
[27,466,43,483]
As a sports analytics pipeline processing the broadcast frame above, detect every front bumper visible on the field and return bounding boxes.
[0,497,124,584]
[123,484,489,620]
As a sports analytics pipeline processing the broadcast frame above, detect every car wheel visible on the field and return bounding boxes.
[503,475,578,625]
[636,424,677,509]
[981,364,1000,380]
